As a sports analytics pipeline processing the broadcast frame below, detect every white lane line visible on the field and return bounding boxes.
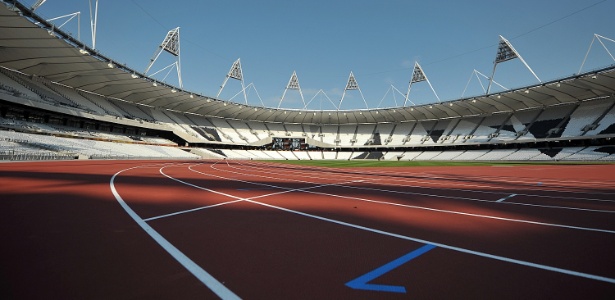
[162,164,615,285]
[228,161,615,212]
[242,198,615,285]
[147,164,364,221]
[110,165,241,300]
[143,200,244,222]
[200,162,615,234]
[238,161,615,199]
[497,194,518,203]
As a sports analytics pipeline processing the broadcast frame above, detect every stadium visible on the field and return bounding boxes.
[1,0,615,299]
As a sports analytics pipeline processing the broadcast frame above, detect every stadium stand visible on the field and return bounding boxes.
[1,1,615,162]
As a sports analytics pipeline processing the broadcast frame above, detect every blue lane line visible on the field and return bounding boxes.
[346,244,437,293]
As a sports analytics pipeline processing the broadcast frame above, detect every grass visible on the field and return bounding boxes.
[262,160,615,168]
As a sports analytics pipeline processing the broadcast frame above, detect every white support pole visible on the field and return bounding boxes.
[486,63,499,95]
[404,82,413,107]
[424,76,440,103]
[464,69,507,97]
[579,34,615,74]
[88,0,98,49]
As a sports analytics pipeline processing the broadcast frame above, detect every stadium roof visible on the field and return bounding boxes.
[1,1,615,125]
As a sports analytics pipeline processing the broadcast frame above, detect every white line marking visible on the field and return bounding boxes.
[497,194,518,203]
[242,198,615,285]
[110,165,241,300]
[149,164,364,221]
[239,161,615,199]
[143,200,244,222]
[204,163,615,233]
[229,161,615,211]
[162,163,615,285]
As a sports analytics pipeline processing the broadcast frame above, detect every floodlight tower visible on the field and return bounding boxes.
[278,71,306,108]
[144,27,183,88]
[486,35,540,94]
[217,58,247,104]
[404,62,439,106]
[339,71,368,110]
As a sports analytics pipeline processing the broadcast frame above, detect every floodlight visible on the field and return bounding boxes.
[152,82,158,87]
[130,74,138,79]
[79,49,89,55]
[171,89,177,93]
[107,62,114,68]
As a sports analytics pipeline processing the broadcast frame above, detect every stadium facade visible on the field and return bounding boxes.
[1,0,615,161]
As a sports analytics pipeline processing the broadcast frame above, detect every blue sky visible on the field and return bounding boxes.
[25,0,615,110]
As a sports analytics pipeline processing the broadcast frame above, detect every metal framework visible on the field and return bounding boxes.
[404,62,440,106]
[144,27,183,88]
[217,58,247,104]
[278,71,306,108]
[30,0,46,11]
[229,82,265,107]
[304,89,337,110]
[462,69,507,97]
[377,84,406,108]
[339,71,368,110]
[578,34,615,75]
[487,35,540,94]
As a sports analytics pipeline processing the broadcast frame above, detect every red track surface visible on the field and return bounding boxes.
[1,160,615,299]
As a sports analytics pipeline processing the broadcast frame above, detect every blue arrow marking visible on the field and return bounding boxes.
[346,244,436,293]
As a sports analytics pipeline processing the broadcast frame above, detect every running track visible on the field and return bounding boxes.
[1,160,614,299]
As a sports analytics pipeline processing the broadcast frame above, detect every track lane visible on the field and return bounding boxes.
[149,162,615,282]
[114,161,615,298]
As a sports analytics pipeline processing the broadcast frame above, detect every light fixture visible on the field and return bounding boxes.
[152,82,158,87]
[79,49,89,55]
[556,83,561,87]
[130,74,138,79]
[171,89,177,93]
[524,89,530,94]
[449,103,453,106]
[223,103,227,106]
[497,95,501,99]
[472,99,477,103]
[107,62,114,68]
[189,94,194,98]
[206,99,211,102]
[591,75,597,79]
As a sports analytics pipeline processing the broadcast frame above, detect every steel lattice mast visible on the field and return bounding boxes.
[487,35,540,94]
[144,27,183,88]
